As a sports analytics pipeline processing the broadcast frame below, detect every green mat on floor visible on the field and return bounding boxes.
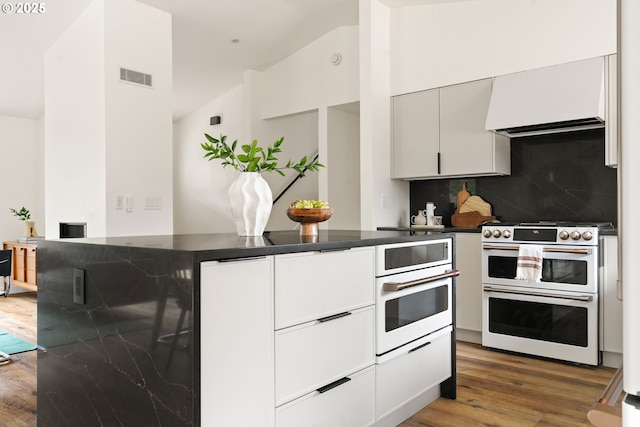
[0,329,37,355]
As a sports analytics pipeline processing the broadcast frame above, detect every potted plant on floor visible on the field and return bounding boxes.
[201,134,324,236]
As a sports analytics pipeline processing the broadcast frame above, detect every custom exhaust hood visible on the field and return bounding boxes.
[485,57,605,138]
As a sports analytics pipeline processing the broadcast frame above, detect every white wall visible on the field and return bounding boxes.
[327,104,361,230]
[104,0,173,236]
[173,85,246,234]
[390,0,617,95]
[44,0,172,238]
[360,0,410,230]
[173,79,321,234]
[44,0,107,238]
[260,26,360,119]
[0,116,44,242]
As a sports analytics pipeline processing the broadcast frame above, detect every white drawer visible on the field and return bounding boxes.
[275,306,375,406]
[376,326,452,420]
[274,247,375,329]
[276,366,375,427]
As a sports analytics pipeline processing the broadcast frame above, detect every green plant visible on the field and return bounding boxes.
[201,134,324,176]
[9,207,31,221]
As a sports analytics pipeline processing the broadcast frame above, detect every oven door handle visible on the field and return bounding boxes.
[482,285,593,302]
[482,245,592,255]
[383,269,460,292]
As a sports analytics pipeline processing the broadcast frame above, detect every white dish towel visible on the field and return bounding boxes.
[515,244,543,282]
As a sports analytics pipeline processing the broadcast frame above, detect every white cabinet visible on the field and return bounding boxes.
[601,235,622,362]
[274,247,375,329]
[454,233,482,341]
[274,248,376,425]
[605,54,618,168]
[199,244,450,426]
[392,79,510,180]
[275,306,375,406]
[200,257,275,427]
[392,88,440,178]
[276,366,376,427]
[376,326,452,419]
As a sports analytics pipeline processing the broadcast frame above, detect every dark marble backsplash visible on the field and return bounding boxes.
[410,129,617,226]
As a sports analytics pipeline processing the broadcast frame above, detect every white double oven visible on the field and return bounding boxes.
[374,238,458,363]
[481,222,608,366]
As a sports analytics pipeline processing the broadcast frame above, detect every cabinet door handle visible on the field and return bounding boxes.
[217,256,266,263]
[437,152,441,175]
[316,377,351,394]
[409,341,432,353]
[317,311,352,323]
[483,285,593,302]
[319,247,351,253]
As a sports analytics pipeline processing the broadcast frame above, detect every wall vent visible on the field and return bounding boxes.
[119,67,153,87]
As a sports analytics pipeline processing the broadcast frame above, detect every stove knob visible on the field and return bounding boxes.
[570,231,582,240]
[493,230,502,238]
[483,229,493,238]
[502,230,511,238]
[582,231,593,241]
[559,230,570,240]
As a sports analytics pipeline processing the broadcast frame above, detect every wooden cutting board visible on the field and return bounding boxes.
[459,195,492,216]
[456,182,471,214]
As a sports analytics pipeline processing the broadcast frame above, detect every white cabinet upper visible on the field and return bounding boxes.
[392,78,510,180]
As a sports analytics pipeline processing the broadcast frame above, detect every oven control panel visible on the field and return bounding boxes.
[481,225,600,245]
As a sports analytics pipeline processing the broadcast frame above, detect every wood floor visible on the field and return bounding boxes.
[400,342,618,427]
[0,292,37,427]
[0,292,619,427]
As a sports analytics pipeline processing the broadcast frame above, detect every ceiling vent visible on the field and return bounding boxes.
[119,67,153,88]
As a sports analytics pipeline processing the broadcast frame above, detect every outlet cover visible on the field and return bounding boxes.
[144,196,161,210]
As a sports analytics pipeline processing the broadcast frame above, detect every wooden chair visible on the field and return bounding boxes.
[0,249,12,297]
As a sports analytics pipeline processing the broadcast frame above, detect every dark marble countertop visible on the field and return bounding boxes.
[49,229,454,262]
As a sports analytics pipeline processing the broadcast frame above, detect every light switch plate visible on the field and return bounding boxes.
[125,195,133,212]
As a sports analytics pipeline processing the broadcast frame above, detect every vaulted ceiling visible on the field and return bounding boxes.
[0,0,458,121]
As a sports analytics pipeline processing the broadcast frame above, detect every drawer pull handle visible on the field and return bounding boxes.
[409,341,432,353]
[317,311,352,323]
[218,256,266,263]
[316,377,351,394]
[383,269,460,292]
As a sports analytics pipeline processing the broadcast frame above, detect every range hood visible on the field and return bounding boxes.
[485,57,605,138]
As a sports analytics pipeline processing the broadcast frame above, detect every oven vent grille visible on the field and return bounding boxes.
[119,67,153,87]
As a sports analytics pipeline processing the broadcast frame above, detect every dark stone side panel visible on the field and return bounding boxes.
[37,240,195,427]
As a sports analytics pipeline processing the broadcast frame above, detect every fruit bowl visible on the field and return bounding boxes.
[286,207,334,235]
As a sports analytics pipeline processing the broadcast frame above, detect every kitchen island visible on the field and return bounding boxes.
[37,230,455,427]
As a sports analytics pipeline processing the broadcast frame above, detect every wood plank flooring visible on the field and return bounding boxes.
[0,292,619,426]
[400,342,619,427]
[0,292,37,427]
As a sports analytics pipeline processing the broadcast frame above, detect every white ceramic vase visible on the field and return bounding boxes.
[228,172,273,236]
